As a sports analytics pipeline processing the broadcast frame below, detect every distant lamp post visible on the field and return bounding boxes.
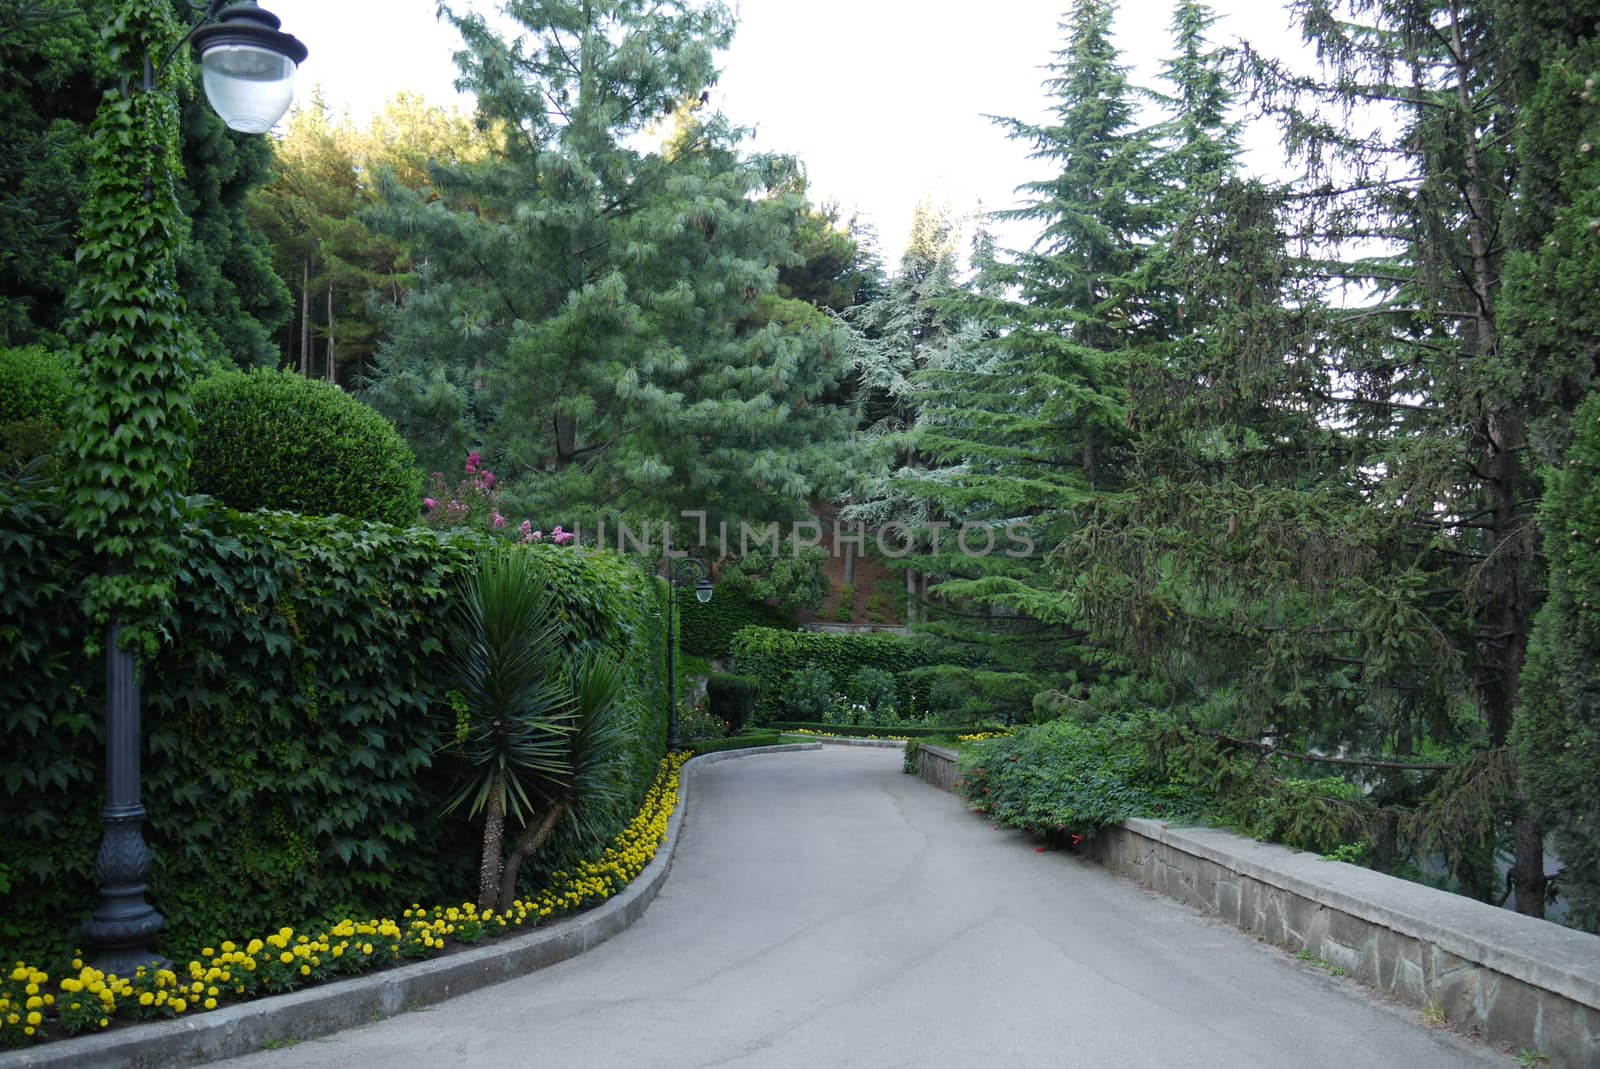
[664,555,713,751]
[79,0,306,978]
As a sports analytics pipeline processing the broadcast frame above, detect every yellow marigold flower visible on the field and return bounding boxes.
[246,939,264,956]
[61,978,83,993]
[299,965,310,976]
[171,998,186,1013]
[139,992,155,1007]
[279,952,293,965]
[221,942,236,953]
[26,1011,42,1027]
[204,998,217,1010]
[24,996,41,1011]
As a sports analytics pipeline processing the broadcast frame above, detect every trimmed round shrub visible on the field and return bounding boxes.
[191,368,421,527]
[0,345,71,469]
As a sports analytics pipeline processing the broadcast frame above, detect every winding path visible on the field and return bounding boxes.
[215,747,1511,1068]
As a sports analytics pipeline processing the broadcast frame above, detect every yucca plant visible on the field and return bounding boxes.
[495,652,630,912]
[443,545,575,912]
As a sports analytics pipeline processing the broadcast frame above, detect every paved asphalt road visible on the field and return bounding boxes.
[215,747,1512,1069]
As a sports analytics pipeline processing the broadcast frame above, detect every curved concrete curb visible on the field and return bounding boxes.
[0,743,822,1069]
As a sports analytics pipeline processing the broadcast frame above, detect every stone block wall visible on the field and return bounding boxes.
[1091,821,1599,1067]
[913,744,960,792]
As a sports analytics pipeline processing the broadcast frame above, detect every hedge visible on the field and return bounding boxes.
[677,587,790,657]
[0,345,70,469]
[686,732,787,756]
[729,627,953,720]
[0,484,668,965]
[771,722,981,739]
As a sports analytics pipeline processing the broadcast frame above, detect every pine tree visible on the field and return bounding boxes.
[1240,0,1570,913]
[249,93,488,386]
[366,1,852,528]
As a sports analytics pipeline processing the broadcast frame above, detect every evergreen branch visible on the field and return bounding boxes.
[1215,734,1457,771]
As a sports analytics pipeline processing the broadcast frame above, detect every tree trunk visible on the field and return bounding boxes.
[326,283,336,384]
[497,804,564,914]
[555,413,577,463]
[1446,0,1543,919]
[477,774,506,914]
[299,255,311,376]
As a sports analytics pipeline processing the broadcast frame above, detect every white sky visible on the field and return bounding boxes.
[266,0,1308,265]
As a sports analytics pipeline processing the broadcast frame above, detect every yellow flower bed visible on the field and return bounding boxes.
[0,752,688,1049]
[955,731,1011,743]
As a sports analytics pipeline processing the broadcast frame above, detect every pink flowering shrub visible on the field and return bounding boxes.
[419,452,576,545]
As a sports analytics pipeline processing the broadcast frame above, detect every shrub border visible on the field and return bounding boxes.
[0,744,823,1069]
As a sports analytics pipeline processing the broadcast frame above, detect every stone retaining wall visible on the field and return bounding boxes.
[913,744,960,792]
[911,746,1600,1068]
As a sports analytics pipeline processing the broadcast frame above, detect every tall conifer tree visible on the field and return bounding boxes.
[366,0,850,528]
[892,0,1165,708]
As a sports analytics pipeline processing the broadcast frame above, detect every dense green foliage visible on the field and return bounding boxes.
[955,717,1381,856]
[1518,396,1600,931]
[0,0,288,360]
[0,345,68,427]
[773,722,969,739]
[845,667,899,714]
[956,721,1195,843]
[731,627,951,720]
[778,666,835,722]
[686,732,786,755]
[0,486,668,962]
[363,0,858,530]
[248,95,491,389]
[676,587,790,658]
[706,673,758,731]
[190,368,422,527]
[830,0,1600,922]
[0,345,69,470]
[58,0,200,649]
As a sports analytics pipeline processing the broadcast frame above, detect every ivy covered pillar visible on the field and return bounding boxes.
[61,0,305,974]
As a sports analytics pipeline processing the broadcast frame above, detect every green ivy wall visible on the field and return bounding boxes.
[0,488,668,964]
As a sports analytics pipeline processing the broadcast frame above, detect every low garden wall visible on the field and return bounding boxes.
[913,744,961,792]
[912,746,1600,1067]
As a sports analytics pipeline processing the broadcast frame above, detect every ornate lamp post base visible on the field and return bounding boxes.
[81,808,167,976]
[84,626,167,975]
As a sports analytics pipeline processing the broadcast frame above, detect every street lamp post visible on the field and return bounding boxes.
[75,0,307,977]
[664,553,713,751]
